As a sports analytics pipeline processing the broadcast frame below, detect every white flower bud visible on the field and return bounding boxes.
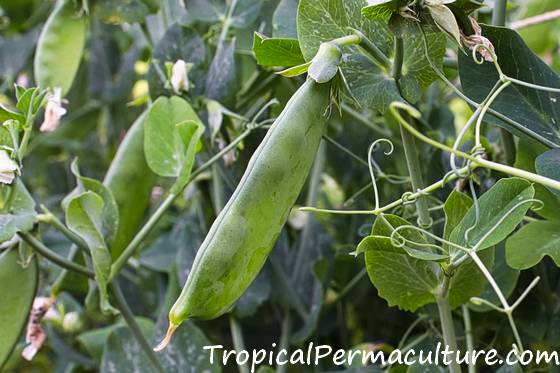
[170,59,191,94]
[0,149,18,184]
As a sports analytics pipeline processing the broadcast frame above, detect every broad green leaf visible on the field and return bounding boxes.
[470,244,519,312]
[0,103,24,124]
[66,192,117,315]
[361,214,439,311]
[515,138,560,220]
[148,25,206,99]
[426,4,462,46]
[458,25,560,148]
[362,0,408,22]
[298,0,446,112]
[535,149,560,198]
[104,112,157,259]
[64,159,119,246]
[205,39,238,107]
[231,0,262,28]
[93,0,159,24]
[448,0,484,15]
[144,96,204,179]
[506,221,560,269]
[273,0,299,38]
[0,248,38,370]
[79,317,154,363]
[252,33,306,67]
[450,178,535,254]
[443,189,473,253]
[34,0,86,95]
[0,180,37,243]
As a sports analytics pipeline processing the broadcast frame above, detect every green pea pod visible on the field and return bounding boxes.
[0,248,38,369]
[155,79,331,350]
[104,112,156,260]
[34,0,86,95]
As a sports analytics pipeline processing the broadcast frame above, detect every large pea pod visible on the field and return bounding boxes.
[103,112,156,260]
[0,249,38,369]
[34,0,86,95]
[156,79,331,349]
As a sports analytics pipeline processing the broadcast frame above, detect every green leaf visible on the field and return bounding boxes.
[362,0,408,22]
[458,25,560,148]
[252,33,306,67]
[273,0,299,38]
[230,0,262,28]
[93,0,159,24]
[426,3,462,46]
[535,149,560,198]
[144,96,204,179]
[298,0,445,112]
[0,248,38,370]
[104,112,157,260]
[443,189,473,253]
[205,39,238,107]
[515,138,560,221]
[66,192,117,315]
[361,214,439,311]
[64,159,120,246]
[506,221,560,270]
[450,178,535,254]
[0,180,37,243]
[277,61,312,77]
[34,0,86,95]
[0,103,24,124]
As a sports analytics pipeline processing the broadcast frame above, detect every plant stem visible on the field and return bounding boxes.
[347,28,392,70]
[230,317,250,373]
[277,311,292,373]
[435,277,461,373]
[400,123,432,228]
[492,0,508,26]
[18,232,94,278]
[392,36,404,83]
[462,304,476,373]
[111,282,165,373]
[40,206,89,253]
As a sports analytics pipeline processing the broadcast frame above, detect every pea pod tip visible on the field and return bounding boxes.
[153,322,178,352]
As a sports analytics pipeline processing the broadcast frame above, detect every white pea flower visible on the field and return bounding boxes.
[170,59,192,94]
[40,87,67,132]
[0,149,18,184]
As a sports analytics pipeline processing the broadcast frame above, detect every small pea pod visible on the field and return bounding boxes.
[155,79,331,350]
[0,248,38,369]
[104,112,157,260]
[34,0,86,95]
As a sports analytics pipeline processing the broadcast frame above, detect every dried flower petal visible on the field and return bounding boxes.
[461,17,496,62]
[22,296,55,361]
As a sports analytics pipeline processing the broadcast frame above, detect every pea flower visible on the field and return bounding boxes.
[170,59,192,94]
[39,87,67,132]
[0,149,18,184]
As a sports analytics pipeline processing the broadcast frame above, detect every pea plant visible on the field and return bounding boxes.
[0,0,559,372]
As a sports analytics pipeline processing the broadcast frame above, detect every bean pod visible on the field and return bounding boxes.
[156,79,331,349]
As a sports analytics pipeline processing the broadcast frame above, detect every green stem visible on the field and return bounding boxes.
[348,28,392,70]
[463,305,476,373]
[492,0,508,26]
[18,232,94,278]
[276,311,292,373]
[400,122,432,228]
[331,34,361,47]
[111,282,166,373]
[392,36,404,83]
[40,206,89,253]
[229,317,250,373]
[435,277,461,373]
